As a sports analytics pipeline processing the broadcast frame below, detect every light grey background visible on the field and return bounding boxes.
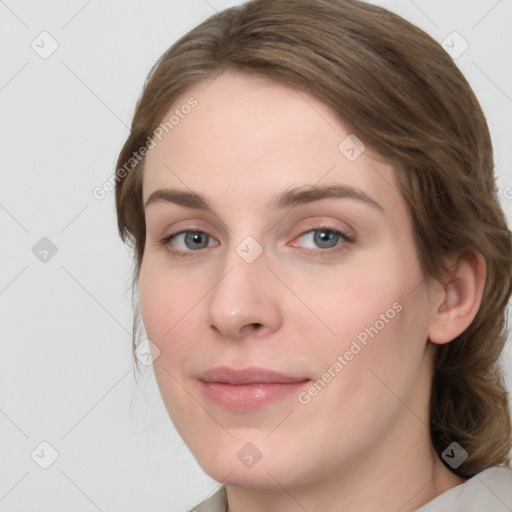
[1,1,511,511]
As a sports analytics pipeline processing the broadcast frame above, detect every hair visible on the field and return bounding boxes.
[115,0,512,479]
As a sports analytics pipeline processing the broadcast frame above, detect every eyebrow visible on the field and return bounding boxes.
[144,184,383,212]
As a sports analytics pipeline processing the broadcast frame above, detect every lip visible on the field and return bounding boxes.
[197,366,311,410]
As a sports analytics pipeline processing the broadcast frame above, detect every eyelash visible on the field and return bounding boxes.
[291,224,355,258]
[158,225,355,259]
[158,229,213,259]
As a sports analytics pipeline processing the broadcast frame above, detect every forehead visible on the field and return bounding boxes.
[142,71,401,213]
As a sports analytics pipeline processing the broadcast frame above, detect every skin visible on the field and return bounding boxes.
[138,71,485,512]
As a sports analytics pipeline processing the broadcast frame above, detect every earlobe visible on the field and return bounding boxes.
[428,250,486,345]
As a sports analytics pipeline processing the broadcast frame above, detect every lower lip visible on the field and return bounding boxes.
[198,380,310,410]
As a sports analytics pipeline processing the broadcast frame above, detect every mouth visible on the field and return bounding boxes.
[197,366,311,410]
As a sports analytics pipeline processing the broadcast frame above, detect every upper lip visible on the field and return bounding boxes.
[198,366,310,385]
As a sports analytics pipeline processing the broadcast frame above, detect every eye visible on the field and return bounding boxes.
[159,230,218,256]
[158,225,354,258]
[290,225,354,255]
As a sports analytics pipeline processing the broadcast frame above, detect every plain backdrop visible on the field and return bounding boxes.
[1,1,511,511]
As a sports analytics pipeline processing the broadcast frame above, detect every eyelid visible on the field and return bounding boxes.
[284,218,357,259]
[295,224,352,240]
[158,230,219,259]
[159,228,217,246]
[291,217,355,241]
[289,225,354,250]
[156,218,218,243]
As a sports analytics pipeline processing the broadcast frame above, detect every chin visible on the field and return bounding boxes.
[200,458,293,489]
[191,438,313,490]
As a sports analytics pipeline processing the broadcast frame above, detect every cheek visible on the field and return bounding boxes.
[304,242,430,384]
[302,253,416,349]
[138,257,187,351]
[138,256,210,377]
[138,259,196,417]
[315,270,431,418]
[138,262,168,344]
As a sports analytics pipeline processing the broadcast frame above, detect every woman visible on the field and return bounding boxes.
[115,0,512,510]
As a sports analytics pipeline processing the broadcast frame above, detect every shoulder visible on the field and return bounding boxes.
[187,486,227,512]
[416,466,512,511]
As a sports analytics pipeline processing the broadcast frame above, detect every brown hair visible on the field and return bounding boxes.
[115,0,512,478]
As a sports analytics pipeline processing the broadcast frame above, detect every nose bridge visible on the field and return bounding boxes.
[205,238,282,338]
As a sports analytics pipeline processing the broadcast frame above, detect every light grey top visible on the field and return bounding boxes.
[189,466,512,511]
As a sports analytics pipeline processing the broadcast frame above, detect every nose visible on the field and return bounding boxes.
[205,246,283,340]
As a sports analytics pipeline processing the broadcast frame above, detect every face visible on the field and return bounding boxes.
[139,71,439,490]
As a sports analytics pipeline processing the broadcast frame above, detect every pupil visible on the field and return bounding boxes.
[186,232,206,249]
[315,230,338,248]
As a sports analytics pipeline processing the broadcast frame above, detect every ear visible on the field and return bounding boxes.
[428,250,486,345]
